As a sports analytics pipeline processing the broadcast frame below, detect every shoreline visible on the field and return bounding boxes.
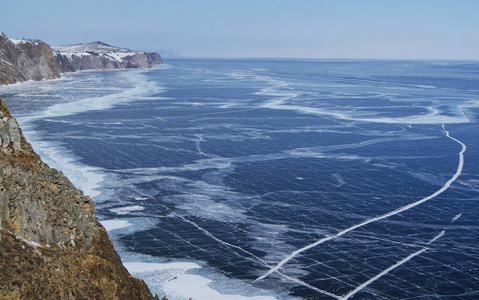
[0,98,160,299]
[2,59,477,299]
[1,67,283,300]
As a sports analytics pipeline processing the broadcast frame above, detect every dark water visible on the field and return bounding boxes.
[1,59,478,299]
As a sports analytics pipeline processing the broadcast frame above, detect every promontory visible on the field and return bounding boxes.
[0,32,162,85]
[0,32,162,299]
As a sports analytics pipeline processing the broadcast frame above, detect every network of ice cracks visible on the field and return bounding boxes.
[97,69,473,299]
[2,63,476,299]
[108,121,469,299]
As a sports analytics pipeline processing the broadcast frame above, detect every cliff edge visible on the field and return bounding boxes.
[0,32,163,85]
[0,99,159,299]
[53,41,163,72]
[0,32,61,85]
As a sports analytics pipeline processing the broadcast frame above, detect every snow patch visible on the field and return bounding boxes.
[124,262,277,300]
[110,205,145,215]
[52,42,139,64]
[100,219,133,231]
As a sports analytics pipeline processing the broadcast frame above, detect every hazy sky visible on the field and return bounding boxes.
[1,0,478,59]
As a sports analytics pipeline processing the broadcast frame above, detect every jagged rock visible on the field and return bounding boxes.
[147,52,164,64]
[0,113,21,151]
[52,41,163,72]
[0,99,159,299]
[1,33,163,85]
[0,32,62,84]
[4,118,20,151]
[0,127,9,149]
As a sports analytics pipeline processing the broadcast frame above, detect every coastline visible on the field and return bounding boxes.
[0,33,166,298]
[0,98,160,299]
[0,65,284,300]
[2,58,478,299]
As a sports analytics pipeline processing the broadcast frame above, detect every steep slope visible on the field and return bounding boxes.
[0,32,163,85]
[0,99,159,299]
[53,41,163,72]
[0,32,61,84]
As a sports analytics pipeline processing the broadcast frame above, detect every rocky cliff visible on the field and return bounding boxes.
[0,32,163,85]
[0,32,62,85]
[53,42,163,73]
[0,99,159,299]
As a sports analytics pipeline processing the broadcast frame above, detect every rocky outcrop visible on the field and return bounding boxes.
[0,111,21,151]
[0,32,62,85]
[146,52,164,65]
[0,99,159,299]
[0,32,163,85]
[53,42,163,73]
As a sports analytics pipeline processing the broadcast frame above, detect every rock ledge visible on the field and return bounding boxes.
[0,99,159,299]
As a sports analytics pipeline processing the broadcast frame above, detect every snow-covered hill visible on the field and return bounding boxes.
[0,32,61,84]
[52,41,162,72]
[0,33,163,84]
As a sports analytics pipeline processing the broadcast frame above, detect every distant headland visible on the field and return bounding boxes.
[0,32,163,85]
[0,32,163,299]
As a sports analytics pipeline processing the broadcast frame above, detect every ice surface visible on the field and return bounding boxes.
[1,59,478,299]
[256,124,466,285]
[162,274,277,300]
[101,219,133,231]
[124,262,278,300]
[124,261,200,273]
[110,205,145,215]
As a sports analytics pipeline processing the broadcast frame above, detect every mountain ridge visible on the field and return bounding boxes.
[0,32,163,84]
[0,31,164,298]
[0,32,62,84]
[52,41,162,72]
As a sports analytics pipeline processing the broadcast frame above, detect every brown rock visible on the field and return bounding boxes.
[0,32,62,85]
[0,98,159,299]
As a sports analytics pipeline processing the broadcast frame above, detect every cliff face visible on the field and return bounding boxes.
[0,33,62,85]
[0,33,163,84]
[53,42,163,73]
[0,99,158,299]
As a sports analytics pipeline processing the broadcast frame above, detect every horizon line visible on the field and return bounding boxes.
[162,56,479,62]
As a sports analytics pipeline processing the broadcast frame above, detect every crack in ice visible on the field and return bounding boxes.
[255,124,466,289]
[340,230,445,299]
[166,205,346,298]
